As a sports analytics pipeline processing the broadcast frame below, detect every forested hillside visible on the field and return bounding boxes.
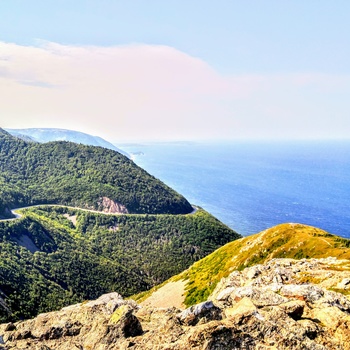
[0,128,193,217]
[0,206,240,322]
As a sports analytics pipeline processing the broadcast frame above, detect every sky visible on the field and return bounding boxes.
[0,1,350,142]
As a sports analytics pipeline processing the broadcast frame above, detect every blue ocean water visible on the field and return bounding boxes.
[121,141,350,238]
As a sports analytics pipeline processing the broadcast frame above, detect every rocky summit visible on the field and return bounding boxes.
[1,257,350,349]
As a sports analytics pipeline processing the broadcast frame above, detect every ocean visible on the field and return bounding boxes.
[120,141,350,238]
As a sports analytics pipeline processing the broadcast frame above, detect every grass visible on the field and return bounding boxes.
[134,223,350,307]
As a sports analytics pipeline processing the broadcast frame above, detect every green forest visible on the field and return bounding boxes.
[0,128,192,218]
[0,127,241,323]
[0,206,240,322]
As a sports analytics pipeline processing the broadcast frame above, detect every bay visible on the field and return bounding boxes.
[120,141,350,238]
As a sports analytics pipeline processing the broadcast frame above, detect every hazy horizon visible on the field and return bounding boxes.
[5,126,350,146]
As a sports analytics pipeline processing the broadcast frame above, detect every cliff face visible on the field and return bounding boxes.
[1,257,349,350]
[98,197,129,214]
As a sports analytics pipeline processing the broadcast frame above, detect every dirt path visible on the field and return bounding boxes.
[140,280,187,309]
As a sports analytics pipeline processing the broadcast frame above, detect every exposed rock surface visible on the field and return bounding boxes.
[1,257,350,349]
[98,197,129,214]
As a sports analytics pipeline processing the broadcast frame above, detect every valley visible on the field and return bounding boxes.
[0,205,239,322]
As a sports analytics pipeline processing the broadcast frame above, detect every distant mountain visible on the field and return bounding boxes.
[7,132,37,143]
[6,128,129,157]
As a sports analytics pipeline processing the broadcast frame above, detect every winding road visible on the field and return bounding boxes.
[0,204,198,222]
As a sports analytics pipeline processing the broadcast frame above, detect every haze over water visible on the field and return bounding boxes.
[122,141,350,238]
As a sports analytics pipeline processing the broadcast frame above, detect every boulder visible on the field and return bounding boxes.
[224,297,262,323]
[277,300,305,320]
[178,301,222,326]
[107,304,143,338]
[311,306,346,330]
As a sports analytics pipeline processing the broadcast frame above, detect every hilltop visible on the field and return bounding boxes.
[136,223,350,307]
[0,128,193,218]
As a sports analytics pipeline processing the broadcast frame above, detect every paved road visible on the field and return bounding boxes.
[0,204,198,222]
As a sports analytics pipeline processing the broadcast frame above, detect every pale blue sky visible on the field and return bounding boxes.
[0,1,349,141]
[1,1,349,74]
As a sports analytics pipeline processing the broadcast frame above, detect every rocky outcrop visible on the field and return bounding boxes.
[209,257,350,349]
[1,257,350,349]
[178,301,222,326]
[0,293,140,350]
[98,197,129,214]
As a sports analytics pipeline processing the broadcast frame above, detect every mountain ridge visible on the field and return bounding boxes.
[5,127,129,157]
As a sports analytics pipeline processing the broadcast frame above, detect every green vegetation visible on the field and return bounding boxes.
[0,206,239,322]
[135,223,350,307]
[0,128,240,322]
[0,128,193,218]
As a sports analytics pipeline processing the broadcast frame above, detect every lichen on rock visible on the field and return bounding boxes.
[1,257,350,349]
